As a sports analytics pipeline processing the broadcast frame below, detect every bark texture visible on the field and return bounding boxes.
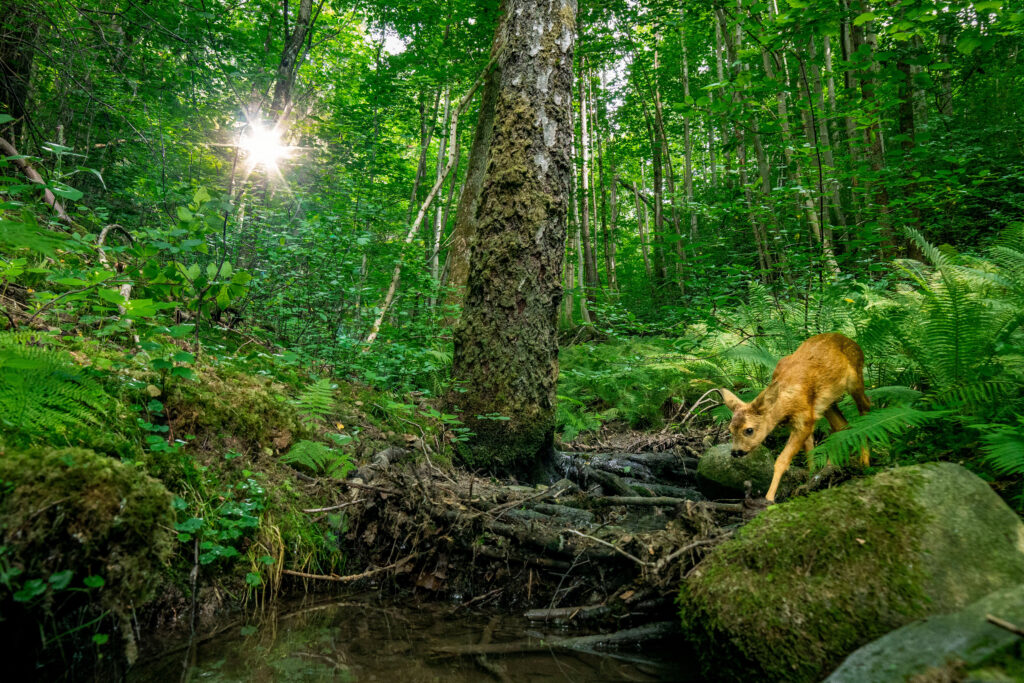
[450,0,576,477]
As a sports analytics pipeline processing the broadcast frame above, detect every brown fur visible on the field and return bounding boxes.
[719,333,871,503]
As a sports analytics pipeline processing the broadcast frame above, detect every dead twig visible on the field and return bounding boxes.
[281,552,418,583]
[986,614,1024,638]
[564,529,650,568]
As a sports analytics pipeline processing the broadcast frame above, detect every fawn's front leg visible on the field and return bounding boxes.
[765,420,815,503]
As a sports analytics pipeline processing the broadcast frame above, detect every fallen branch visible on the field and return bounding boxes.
[281,552,418,583]
[591,495,689,507]
[97,223,138,344]
[302,501,357,514]
[0,136,70,223]
[986,613,1024,638]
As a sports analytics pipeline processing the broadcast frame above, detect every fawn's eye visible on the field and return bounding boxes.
[744,428,754,436]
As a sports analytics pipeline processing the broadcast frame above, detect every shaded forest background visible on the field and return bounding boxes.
[2,0,1024,483]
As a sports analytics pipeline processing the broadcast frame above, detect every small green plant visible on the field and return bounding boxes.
[173,470,268,566]
[281,440,354,479]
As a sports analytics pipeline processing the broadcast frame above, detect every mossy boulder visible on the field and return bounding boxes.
[0,447,174,668]
[166,367,304,455]
[826,584,1024,682]
[677,462,1024,683]
[696,443,807,499]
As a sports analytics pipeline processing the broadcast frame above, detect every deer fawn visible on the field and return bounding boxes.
[719,333,871,503]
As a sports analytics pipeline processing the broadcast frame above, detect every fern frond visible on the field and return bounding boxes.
[977,416,1024,477]
[724,344,779,371]
[0,333,117,447]
[292,379,336,429]
[281,440,354,479]
[812,406,951,468]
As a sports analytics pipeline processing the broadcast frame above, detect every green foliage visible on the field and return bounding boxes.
[281,440,355,479]
[556,337,729,437]
[172,470,267,566]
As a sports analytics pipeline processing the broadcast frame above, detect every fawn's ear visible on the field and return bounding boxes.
[719,388,746,413]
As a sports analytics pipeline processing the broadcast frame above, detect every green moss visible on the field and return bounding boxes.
[679,470,928,682]
[0,447,174,666]
[165,366,305,455]
[679,463,1024,682]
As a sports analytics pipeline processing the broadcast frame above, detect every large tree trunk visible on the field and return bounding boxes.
[450,0,576,477]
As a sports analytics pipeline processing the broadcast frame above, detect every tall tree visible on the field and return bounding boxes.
[450,0,576,477]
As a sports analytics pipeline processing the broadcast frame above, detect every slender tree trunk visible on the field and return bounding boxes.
[271,0,317,118]
[444,25,502,306]
[681,25,697,239]
[430,87,452,307]
[578,66,599,299]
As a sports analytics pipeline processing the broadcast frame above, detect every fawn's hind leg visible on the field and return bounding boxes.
[849,381,871,466]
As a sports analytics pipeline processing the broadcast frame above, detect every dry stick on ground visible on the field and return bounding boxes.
[363,55,498,347]
[0,136,70,223]
[432,622,676,658]
[986,614,1024,638]
[281,552,419,583]
[564,529,650,569]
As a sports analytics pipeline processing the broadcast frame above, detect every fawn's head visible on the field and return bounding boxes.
[719,389,770,456]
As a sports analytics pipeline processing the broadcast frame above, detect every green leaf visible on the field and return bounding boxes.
[193,187,212,205]
[96,288,125,305]
[49,183,83,200]
[13,579,46,602]
[124,298,158,317]
[177,206,193,221]
[82,575,105,588]
[245,572,263,586]
[173,351,195,363]
[92,633,110,646]
[48,570,74,590]
[168,324,194,339]
[853,12,875,25]
[171,366,196,380]
[0,114,14,124]
[0,219,67,256]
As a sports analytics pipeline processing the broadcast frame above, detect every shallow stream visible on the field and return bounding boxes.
[130,595,691,682]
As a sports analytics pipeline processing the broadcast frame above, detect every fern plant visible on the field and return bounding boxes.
[291,379,336,430]
[813,227,1024,473]
[0,332,122,451]
[281,440,354,479]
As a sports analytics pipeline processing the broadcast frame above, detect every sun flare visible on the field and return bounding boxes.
[241,123,286,169]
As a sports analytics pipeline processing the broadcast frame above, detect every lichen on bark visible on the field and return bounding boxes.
[450,0,576,477]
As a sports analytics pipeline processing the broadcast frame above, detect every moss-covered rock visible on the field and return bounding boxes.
[677,462,1024,683]
[166,367,304,455]
[696,443,807,499]
[0,447,174,669]
[826,584,1024,682]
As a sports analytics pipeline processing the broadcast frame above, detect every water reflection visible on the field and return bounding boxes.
[130,596,687,682]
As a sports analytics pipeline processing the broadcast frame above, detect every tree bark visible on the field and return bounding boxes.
[270,0,318,118]
[450,0,576,477]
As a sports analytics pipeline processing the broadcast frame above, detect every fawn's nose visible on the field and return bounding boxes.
[731,448,746,457]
